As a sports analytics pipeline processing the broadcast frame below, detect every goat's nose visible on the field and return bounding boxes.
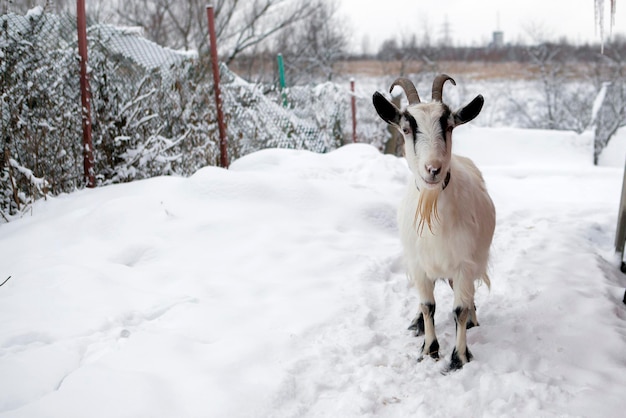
[426,165,441,176]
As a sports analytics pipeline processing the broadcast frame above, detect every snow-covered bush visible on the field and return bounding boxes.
[503,43,596,133]
[0,10,351,221]
[222,76,348,157]
[88,52,220,182]
[593,51,626,164]
[1,11,81,220]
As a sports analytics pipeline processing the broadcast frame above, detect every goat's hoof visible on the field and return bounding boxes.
[408,313,425,336]
[418,339,440,362]
[417,351,440,363]
[448,346,473,371]
[467,318,479,329]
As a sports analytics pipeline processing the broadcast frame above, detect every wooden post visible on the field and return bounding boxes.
[76,0,95,187]
[206,5,229,168]
[350,78,357,143]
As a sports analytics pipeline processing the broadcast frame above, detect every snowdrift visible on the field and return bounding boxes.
[1,127,626,417]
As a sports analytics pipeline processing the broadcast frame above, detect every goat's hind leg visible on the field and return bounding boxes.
[467,304,479,329]
[448,278,479,329]
[407,311,424,335]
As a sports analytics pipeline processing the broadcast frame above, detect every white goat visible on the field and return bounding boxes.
[373,74,495,370]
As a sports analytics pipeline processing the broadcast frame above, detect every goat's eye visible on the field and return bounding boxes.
[402,127,411,135]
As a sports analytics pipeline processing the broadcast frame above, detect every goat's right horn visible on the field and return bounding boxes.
[390,78,421,105]
[431,74,456,102]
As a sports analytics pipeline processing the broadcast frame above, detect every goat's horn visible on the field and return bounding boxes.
[390,78,421,105]
[431,74,456,102]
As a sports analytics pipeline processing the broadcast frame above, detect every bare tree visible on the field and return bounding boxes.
[2,0,118,23]
[115,0,171,46]
[275,0,348,83]
[115,0,315,65]
[593,45,626,162]
[1,0,69,13]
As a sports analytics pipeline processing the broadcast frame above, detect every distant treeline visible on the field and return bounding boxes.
[231,36,626,84]
[362,36,626,63]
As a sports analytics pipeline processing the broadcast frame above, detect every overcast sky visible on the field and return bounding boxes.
[337,0,626,53]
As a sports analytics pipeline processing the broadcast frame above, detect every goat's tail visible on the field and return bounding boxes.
[479,272,491,290]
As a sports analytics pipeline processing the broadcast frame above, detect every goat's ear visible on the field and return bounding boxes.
[373,91,401,127]
[453,94,484,126]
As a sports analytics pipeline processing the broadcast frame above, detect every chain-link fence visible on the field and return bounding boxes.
[1,9,366,221]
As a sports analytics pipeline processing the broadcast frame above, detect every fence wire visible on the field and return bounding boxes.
[0,10,358,221]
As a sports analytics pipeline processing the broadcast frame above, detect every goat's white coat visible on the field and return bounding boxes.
[399,155,495,303]
[391,96,495,366]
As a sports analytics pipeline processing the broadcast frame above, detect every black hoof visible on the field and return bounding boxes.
[467,318,479,329]
[467,304,479,329]
[408,312,425,336]
[448,346,473,371]
[418,339,440,362]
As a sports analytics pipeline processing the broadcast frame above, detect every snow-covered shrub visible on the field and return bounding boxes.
[0,11,218,217]
[220,66,348,158]
[592,51,626,164]
[503,43,596,133]
[0,10,353,221]
[1,11,81,220]
[87,45,219,182]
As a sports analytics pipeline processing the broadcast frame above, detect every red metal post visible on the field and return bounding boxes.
[76,0,95,187]
[206,5,229,168]
[350,78,357,143]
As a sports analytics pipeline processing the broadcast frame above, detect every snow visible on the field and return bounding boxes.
[590,82,610,127]
[25,6,43,18]
[599,126,626,167]
[1,127,626,417]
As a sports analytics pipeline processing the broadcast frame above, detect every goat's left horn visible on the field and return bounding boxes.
[390,78,421,105]
[431,74,456,102]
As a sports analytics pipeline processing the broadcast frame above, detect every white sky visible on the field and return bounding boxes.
[337,0,626,53]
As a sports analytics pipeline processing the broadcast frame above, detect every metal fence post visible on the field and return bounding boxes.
[350,78,357,143]
[76,0,95,187]
[277,53,288,107]
[206,5,229,169]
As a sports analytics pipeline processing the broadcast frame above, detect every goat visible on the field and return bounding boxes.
[373,74,495,370]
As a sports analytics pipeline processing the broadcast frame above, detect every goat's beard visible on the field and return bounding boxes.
[414,187,441,235]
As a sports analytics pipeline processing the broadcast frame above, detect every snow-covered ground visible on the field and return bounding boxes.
[1,126,626,417]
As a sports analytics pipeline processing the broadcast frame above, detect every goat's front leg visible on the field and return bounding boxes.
[449,277,476,370]
[413,274,439,361]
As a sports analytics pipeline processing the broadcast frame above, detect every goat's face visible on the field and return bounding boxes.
[373,75,484,190]
[401,102,452,189]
